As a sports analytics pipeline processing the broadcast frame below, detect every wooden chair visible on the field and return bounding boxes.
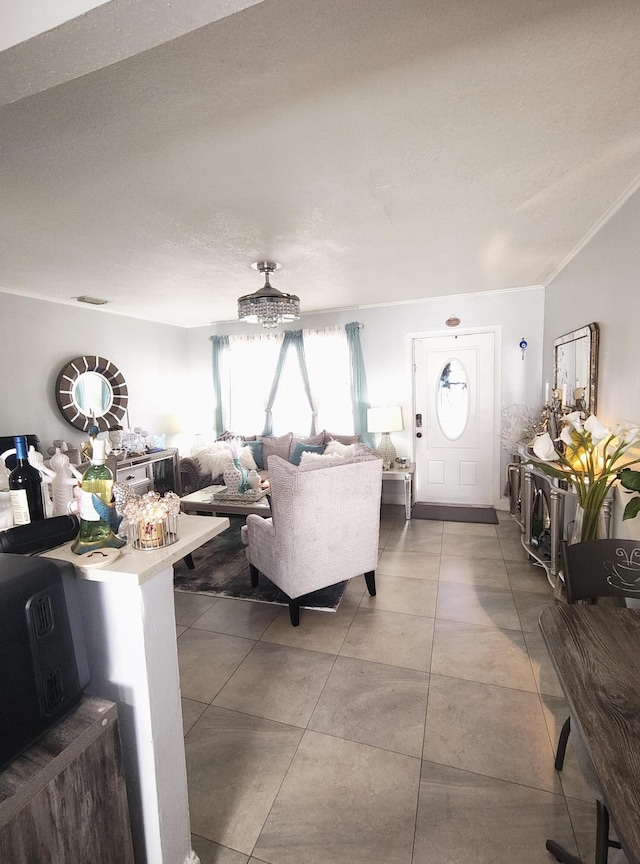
[547,539,640,864]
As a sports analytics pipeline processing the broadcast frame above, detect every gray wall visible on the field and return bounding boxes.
[0,293,189,453]
[544,187,640,538]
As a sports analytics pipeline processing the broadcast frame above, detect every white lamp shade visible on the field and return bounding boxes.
[367,406,403,434]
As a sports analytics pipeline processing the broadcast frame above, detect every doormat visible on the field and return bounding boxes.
[173,517,347,611]
[411,503,499,524]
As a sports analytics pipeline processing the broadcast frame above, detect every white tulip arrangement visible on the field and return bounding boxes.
[531,412,640,541]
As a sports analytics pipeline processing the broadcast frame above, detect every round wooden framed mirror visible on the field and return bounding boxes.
[55,356,128,432]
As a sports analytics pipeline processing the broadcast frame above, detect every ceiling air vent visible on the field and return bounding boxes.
[75,295,108,306]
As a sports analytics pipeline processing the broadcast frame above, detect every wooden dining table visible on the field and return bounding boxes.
[539,604,640,864]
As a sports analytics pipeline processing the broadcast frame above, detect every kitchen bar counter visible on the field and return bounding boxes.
[46,512,227,586]
[44,514,230,864]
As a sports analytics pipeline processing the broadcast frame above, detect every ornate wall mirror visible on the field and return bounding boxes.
[554,323,599,415]
[56,356,128,431]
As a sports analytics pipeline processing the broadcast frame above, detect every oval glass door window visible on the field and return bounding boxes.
[436,358,469,440]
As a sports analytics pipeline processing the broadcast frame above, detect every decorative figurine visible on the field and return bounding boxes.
[50,448,83,517]
[27,446,57,518]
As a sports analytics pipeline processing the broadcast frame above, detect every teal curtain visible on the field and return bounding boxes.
[262,330,317,436]
[289,330,317,436]
[210,335,229,438]
[262,333,291,436]
[345,322,374,447]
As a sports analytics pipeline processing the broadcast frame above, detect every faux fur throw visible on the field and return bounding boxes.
[192,442,257,478]
[324,439,355,459]
[299,451,346,467]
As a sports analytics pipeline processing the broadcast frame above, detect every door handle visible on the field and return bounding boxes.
[416,413,422,428]
[416,432,422,438]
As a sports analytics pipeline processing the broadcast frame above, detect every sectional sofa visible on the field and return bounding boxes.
[178,430,373,494]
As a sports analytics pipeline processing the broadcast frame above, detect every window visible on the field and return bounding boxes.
[304,328,352,433]
[222,328,354,435]
[436,358,469,441]
[224,335,282,434]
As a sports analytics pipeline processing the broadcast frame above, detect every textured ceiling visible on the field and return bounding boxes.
[1,0,639,327]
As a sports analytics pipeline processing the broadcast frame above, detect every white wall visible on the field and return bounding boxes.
[187,285,546,501]
[544,187,640,538]
[0,293,189,453]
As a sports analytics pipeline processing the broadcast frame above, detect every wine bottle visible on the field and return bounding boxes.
[9,436,44,525]
[71,437,125,554]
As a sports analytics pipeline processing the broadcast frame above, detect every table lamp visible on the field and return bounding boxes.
[367,406,403,464]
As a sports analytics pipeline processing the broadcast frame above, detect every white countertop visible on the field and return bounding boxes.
[43,513,229,586]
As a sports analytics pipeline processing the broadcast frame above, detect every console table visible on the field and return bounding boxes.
[507,454,612,588]
[112,447,181,496]
[540,605,640,863]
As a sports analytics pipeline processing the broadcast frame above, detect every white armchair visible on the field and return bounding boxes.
[243,454,383,626]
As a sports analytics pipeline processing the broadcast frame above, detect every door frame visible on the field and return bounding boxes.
[408,325,502,507]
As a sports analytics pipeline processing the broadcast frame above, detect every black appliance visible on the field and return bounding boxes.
[0,554,89,769]
[0,515,80,555]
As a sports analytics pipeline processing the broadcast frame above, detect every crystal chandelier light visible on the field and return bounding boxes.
[237,261,300,328]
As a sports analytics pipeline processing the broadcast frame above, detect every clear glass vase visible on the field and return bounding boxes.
[569,504,604,544]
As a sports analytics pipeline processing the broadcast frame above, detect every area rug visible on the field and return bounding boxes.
[173,518,347,611]
[411,503,499,524]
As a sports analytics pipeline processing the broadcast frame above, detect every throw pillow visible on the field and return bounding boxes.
[258,433,293,464]
[244,440,264,470]
[324,439,355,459]
[192,442,233,478]
[290,442,324,466]
[293,433,324,448]
[322,431,360,445]
[238,447,257,471]
[193,442,257,478]
[289,433,324,459]
[299,451,346,468]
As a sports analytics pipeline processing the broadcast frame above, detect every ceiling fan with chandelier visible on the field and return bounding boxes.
[237,261,301,328]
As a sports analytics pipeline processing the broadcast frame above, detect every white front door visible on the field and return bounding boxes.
[413,331,496,505]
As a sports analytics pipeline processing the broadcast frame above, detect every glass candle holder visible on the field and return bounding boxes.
[129,514,179,550]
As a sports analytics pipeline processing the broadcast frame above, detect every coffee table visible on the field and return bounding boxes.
[180,485,272,518]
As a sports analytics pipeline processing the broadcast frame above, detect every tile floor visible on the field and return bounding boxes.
[174,506,600,864]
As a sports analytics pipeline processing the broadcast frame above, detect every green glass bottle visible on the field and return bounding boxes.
[71,438,125,554]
